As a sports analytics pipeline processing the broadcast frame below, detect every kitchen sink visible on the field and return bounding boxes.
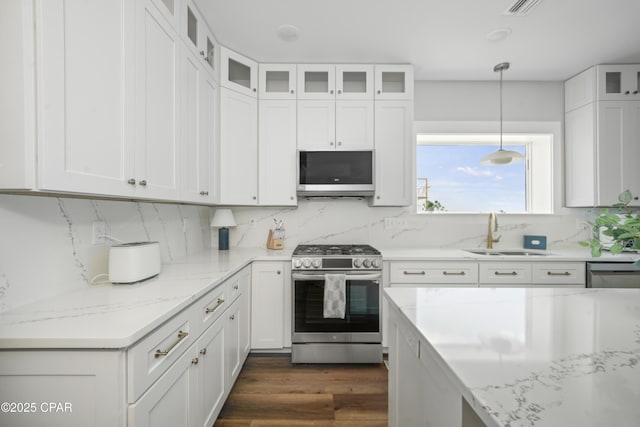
[464,249,550,256]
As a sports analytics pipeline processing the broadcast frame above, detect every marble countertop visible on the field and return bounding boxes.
[0,248,292,350]
[384,287,640,427]
[380,247,640,262]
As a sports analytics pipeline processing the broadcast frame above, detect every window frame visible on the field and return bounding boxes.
[413,121,561,215]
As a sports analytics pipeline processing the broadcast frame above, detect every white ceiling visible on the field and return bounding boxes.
[195,0,640,81]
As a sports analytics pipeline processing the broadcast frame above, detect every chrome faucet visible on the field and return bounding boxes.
[487,212,501,249]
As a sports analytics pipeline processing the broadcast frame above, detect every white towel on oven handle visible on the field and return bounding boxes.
[323,274,346,319]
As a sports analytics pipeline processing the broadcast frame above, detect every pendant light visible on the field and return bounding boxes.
[480,62,525,165]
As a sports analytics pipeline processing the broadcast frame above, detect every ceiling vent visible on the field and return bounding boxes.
[504,0,544,16]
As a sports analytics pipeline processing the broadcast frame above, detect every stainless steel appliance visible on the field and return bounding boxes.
[586,262,640,288]
[291,244,383,363]
[297,150,375,196]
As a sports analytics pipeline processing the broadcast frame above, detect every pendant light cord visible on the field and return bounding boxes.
[499,68,503,150]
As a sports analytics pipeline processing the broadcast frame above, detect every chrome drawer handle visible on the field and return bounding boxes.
[205,298,225,314]
[233,284,239,290]
[192,357,199,365]
[403,271,426,275]
[547,271,570,276]
[229,314,235,320]
[154,330,188,358]
[443,271,466,276]
[494,271,517,276]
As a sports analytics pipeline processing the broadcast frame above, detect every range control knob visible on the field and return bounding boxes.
[302,259,311,268]
[363,259,372,268]
[372,259,382,268]
[312,259,321,268]
[293,259,302,269]
[353,259,363,268]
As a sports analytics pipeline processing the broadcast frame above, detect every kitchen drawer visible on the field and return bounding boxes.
[195,283,228,336]
[127,304,197,403]
[478,262,531,285]
[389,262,478,284]
[532,262,585,285]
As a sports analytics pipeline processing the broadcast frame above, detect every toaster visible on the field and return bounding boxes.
[109,241,161,284]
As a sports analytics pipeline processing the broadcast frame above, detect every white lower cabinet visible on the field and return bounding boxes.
[128,344,199,427]
[0,266,251,427]
[0,351,126,427]
[194,317,226,427]
[388,303,462,427]
[250,261,288,349]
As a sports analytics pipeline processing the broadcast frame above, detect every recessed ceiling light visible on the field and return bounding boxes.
[486,27,512,42]
[277,24,300,42]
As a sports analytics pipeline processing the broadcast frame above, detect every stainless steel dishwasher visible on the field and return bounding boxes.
[586,262,640,288]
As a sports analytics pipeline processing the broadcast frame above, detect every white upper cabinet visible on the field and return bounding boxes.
[149,0,181,30]
[134,0,181,200]
[371,100,413,206]
[297,101,336,150]
[182,0,218,80]
[297,64,336,100]
[181,46,217,204]
[35,0,136,197]
[259,100,297,205]
[564,64,640,207]
[597,64,640,101]
[219,87,258,205]
[374,65,414,100]
[336,65,374,100]
[220,47,258,98]
[259,64,297,100]
[335,101,374,149]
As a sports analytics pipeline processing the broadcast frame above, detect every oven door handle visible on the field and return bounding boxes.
[292,273,382,281]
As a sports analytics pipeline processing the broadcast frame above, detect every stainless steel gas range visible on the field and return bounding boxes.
[291,244,383,364]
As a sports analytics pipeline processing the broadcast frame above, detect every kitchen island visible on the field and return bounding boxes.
[385,287,640,427]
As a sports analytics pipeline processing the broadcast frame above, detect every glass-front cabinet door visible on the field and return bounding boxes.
[297,64,336,100]
[336,65,373,100]
[259,64,296,100]
[220,47,258,98]
[182,0,217,80]
[597,64,640,101]
[151,0,180,29]
[374,64,414,100]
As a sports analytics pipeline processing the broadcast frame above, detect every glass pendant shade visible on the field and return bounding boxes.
[480,62,525,166]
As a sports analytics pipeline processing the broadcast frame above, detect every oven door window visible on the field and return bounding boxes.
[294,278,380,333]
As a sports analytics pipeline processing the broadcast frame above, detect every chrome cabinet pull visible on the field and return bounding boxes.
[199,348,207,356]
[403,271,426,275]
[191,357,199,365]
[494,271,517,276]
[205,297,225,314]
[127,178,136,185]
[229,314,235,320]
[154,330,189,358]
[200,191,209,196]
[139,180,147,186]
[547,271,570,276]
[233,284,239,290]
[443,271,466,276]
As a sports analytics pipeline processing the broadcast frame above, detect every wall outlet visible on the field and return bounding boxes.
[384,217,408,230]
[92,221,106,245]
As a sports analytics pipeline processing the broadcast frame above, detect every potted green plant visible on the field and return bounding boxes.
[580,190,640,262]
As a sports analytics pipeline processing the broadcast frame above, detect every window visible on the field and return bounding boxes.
[416,133,553,214]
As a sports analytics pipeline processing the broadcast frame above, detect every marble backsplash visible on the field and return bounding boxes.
[0,194,591,313]
[219,198,590,252]
[0,194,211,312]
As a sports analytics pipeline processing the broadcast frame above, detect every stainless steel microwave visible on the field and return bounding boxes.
[297,150,375,196]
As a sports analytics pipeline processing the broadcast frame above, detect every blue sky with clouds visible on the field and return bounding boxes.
[417,145,526,212]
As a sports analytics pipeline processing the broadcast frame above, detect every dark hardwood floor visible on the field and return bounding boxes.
[214,354,388,427]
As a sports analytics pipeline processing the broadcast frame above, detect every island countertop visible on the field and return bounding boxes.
[384,287,640,427]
